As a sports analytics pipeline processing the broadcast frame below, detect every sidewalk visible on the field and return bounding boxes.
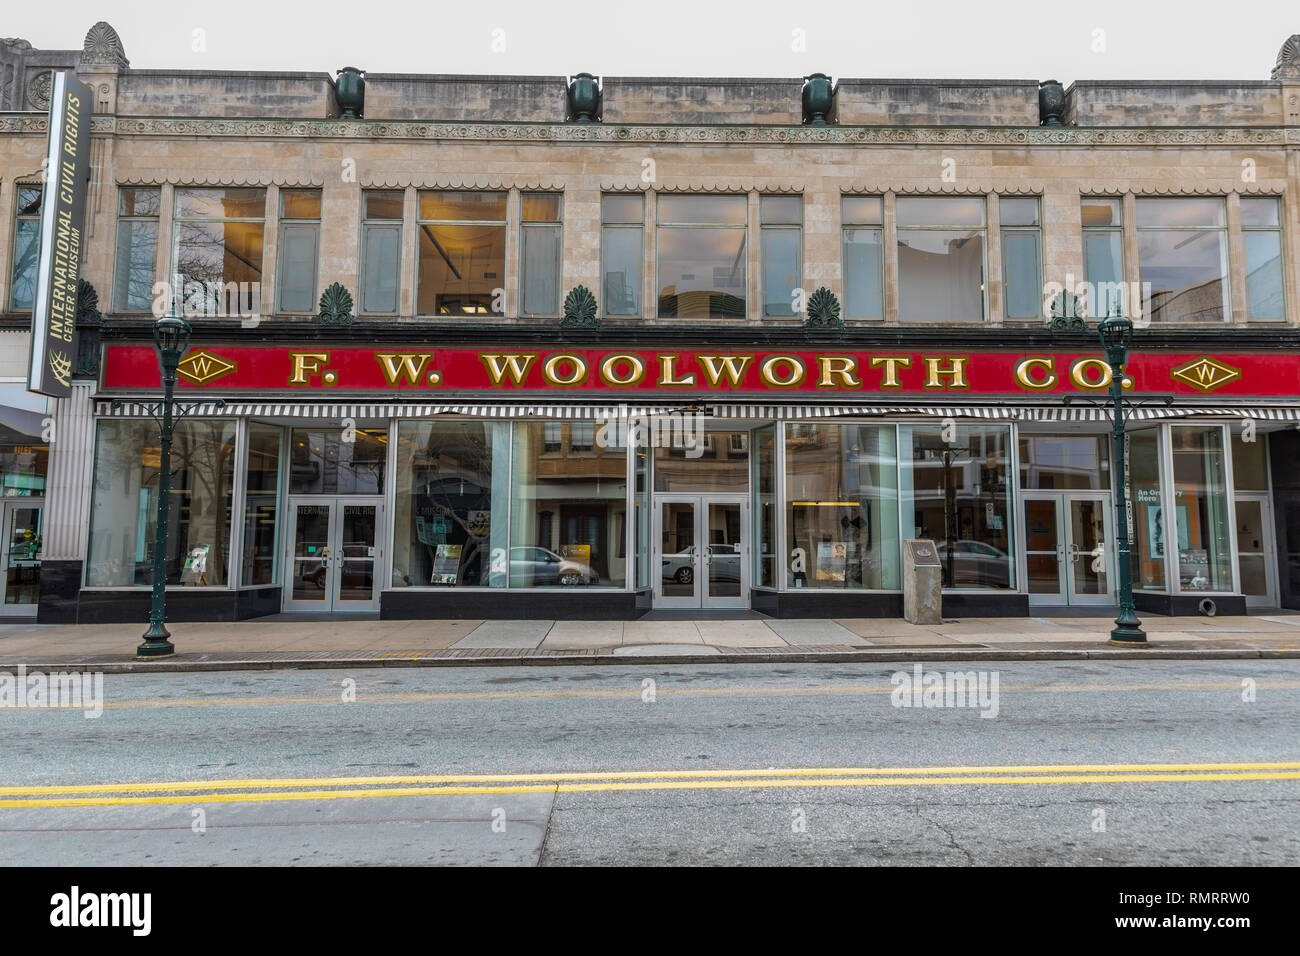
[2,613,1299,672]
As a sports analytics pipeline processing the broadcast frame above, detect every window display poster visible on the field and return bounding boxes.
[560,543,590,564]
[431,544,462,585]
[815,541,847,582]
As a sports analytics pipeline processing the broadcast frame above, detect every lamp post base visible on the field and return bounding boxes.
[138,621,175,657]
[1108,613,1147,645]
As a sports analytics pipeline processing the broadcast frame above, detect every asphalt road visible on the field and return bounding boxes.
[0,660,1297,866]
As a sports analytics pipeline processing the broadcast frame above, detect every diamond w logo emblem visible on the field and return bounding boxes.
[1170,356,1242,393]
[176,349,236,385]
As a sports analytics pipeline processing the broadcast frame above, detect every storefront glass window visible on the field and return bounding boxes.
[899,424,1012,589]
[634,433,649,589]
[1019,434,1109,490]
[1171,425,1233,592]
[86,419,236,587]
[0,443,48,496]
[753,425,776,588]
[653,430,749,492]
[392,421,509,588]
[288,428,386,494]
[1231,433,1269,491]
[510,422,627,587]
[785,424,899,589]
[240,424,282,586]
[1128,429,1166,591]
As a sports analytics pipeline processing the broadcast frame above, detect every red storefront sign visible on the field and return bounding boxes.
[101,346,1300,398]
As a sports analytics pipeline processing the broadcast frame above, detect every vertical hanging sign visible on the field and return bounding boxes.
[27,71,93,398]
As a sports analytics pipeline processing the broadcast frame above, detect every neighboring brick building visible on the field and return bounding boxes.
[2,22,1299,622]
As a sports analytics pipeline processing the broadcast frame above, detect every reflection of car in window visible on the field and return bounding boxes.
[935,540,1010,588]
[662,544,742,585]
[489,546,599,587]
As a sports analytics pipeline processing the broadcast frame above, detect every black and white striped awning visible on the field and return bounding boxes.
[94,399,1300,423]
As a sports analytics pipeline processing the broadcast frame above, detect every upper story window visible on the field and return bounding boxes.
[360,190,402,315]
[896,196,986,322]
[1000,197,1042,320]
[113,187,160,313]
[601,194,643,316]
[657,195,746,319]
[1136,197,1228,323]
[520,193,563,318]
[760,195,802,317]
[172,187,265,317]
[277,189,321,314]
[841,195,883,320]
[9,185,42,311]
[417,190,506,316]
[1241,197,1285,321]
[1081,197,1124,318]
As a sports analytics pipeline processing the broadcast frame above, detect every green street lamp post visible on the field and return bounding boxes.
[137,311,193,657]
[1098,315,1147,645]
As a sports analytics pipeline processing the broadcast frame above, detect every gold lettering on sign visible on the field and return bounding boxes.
[376,353,433,385]
[870,356,912,389]
[760,355,806,388]
[480,353,537,386]
[817,355,860,389]
[1069,358,1112,391]
[599,353,647,387]
[658,354,696,387]
[697,355,752,388]
[289,352,330,385]
[1014,357,1057,390]
[542,353,588,387]
[923,356,969,389]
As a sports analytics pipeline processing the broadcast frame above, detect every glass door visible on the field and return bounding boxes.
[1022,493,1113,607]
[1,499,43,614]
[283,497,383,612]
[654,495,749,609]
[1234,495,1276,608]
[1023,495,1065,605]
[703,498,748,609]
[1065,494,1112,606]
[655,497,699,608]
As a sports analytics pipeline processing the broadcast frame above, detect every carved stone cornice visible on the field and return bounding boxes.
[117,174,325,187]
[361,177,564,190]
[3,114,1299,148]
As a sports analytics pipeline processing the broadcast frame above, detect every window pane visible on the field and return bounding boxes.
[289,428,386,494]
[602,225,642,315]
[1084,231,1125,317]
[118,187,160,217]
[1019,435,1109,490]
[1231,434,1269,491]
[114,219,158,312]
[1128,429,1165,591]
[280,189,321,220]
[9,219,41,310]
[86,419,237,587]
[897,230,985,321]
[657,227,746,318]
[1000,197,1040,226]
[510,422,627,588]
[761,225,800,316]
[753,425,775,588]
[842,229,883,320]
[361,223,400,313]
[1245,231,1284,320]
[16,186,41,215]
[1170,426,1232,592]
[0,439,48,495]
[173,220,264,316]
[417,223,505,315]
[897,196,985,227]
[900,424,1012,589]
[418,190,506,222]
[1139,230,1227,322]
[785,424,899,589]
[241,425,281,586]
[658,195,746,225]
[1136,198,1225,228]
[365,191,404,220]
[521,223,561,316]
[1081,198,1121,227]
[1002,231,1042,319]
[174,187,265,220]
[522,193,562,223]
[841,195,882,226]
[602,194,644,224]
[760,195,802,224]
[278,222,319,313]
[1240,197,1280,227]
[392,421,509,588]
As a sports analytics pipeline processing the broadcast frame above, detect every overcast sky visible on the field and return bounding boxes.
[7,0,1296,84]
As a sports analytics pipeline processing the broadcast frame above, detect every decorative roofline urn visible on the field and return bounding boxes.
[336,67,366,119]
[1272,35,1300,79]
[1038,80,1065,126]
[567,73,601,123]
[802,73,835,126]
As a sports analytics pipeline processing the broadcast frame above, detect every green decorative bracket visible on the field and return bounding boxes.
[75,278,102,325]
[317,282,355,327]
[802,286,843,330]
[1046,289,1088,332]
[74,279,103,376]
[560,285,600,329]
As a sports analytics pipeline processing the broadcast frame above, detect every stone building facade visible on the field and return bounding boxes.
[2,22,1299,623]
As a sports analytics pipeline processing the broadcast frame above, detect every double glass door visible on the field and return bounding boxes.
[654,495,748,608]
[1,499,42,615]
[1022,493,1113,606]
[283,497,384,612]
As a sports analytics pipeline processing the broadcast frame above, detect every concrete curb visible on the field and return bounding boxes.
[2,646,1298,674]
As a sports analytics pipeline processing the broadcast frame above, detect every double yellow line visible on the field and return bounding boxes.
[1,761,1297,809]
